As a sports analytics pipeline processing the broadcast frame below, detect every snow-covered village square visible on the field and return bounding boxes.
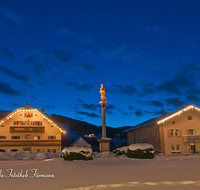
[1,1,200,190]
[0,151,200,190]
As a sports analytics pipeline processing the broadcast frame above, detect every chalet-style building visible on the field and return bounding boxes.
[0,105,66,153]
[125,105,200,155]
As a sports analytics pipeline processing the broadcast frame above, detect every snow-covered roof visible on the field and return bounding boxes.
[70,137,92,147]
[124,105,199,132]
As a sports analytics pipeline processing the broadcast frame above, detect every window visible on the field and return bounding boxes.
[25,134,30,139]
[172,121,175,124]
[171,144,181,153]
[189,129,194,135]
[170,129,174,136]
[48,136,56,140]
[48,149,56,153]
[34,121,42,126]
[11,136,20,139]
[175,129,179,136]
[1,125,4,127]
[33,149,40,152]
[25,113,32,118]
[171,144,175,151]
[0,136,6,139]
[34,136,40,140]
[188,116,192,121]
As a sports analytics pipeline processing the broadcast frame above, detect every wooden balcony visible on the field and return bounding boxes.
[10,126,45,133]
[183,135,200,142]
[0,140,61,146]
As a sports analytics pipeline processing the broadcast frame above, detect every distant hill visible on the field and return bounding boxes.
[51,114,130,138]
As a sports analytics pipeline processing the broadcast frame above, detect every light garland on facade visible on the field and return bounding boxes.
[157,105,195,124]
[0,108,66,134]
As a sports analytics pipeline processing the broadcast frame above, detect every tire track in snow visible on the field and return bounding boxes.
[62,181,200,190]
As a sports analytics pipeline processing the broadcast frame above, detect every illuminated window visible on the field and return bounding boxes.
[33,149,40,152]
[25,135,30,139]
[34,136,40,140]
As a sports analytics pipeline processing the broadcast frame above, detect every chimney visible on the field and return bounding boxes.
[41,107,44,113]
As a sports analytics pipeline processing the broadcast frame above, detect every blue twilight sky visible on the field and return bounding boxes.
[0,0,200,127]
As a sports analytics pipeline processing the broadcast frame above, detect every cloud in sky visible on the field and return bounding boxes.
[145,25,169,41]
[101,43,138,62]
[82,103,100,111]
[43,105,56,109]
[0,66,30,85]
[0,48,15,62]
[2,7,24,25]
[74,63,97,74]
[65,82,94,92]
[157,76,192,95]
[0,81,22,96]
[76,111,101,118]
[56,27,93,45]
[108,84,137,95]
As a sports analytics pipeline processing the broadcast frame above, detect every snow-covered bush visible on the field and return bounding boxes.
[127,143,154,159]
[62,147,93,161]
[113,146,129,156]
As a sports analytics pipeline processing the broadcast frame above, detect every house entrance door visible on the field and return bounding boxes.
[190,143,195,153]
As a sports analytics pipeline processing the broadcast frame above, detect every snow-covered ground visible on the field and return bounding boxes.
[1,153,200,190]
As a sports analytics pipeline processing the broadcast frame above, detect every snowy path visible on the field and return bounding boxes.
[0,155,200,190]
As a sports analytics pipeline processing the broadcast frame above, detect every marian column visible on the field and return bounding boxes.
[98,84,111,152]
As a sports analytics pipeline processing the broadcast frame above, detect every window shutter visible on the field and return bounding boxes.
[25,113,26,117]
[22,121,24,125]
[48,136,49,139]
[11,136,13,139]
[194,129,197,135]
[40,122,42,126]
[14,121,16,125]
[31,113,33,117]
[4,136,6,139]
[33,121,35,125]
[38,136,40,140]
[179,130,182,137]
[54,136,56,139]
[168,130,171,137]
[186,129,189,135]
[18,136,20,139]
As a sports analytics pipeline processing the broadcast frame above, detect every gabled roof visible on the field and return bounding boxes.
[124,105,199,132]
[70,137,92,147]
[0,105,66,134]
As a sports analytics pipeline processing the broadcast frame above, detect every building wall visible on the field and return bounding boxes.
[127,123,160,151]
[161,108,200,155]
[0,109,61,152]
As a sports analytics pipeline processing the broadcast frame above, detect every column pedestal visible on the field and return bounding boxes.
[98,138,111,152]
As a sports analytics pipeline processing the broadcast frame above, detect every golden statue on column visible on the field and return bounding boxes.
[99,84,106,102]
